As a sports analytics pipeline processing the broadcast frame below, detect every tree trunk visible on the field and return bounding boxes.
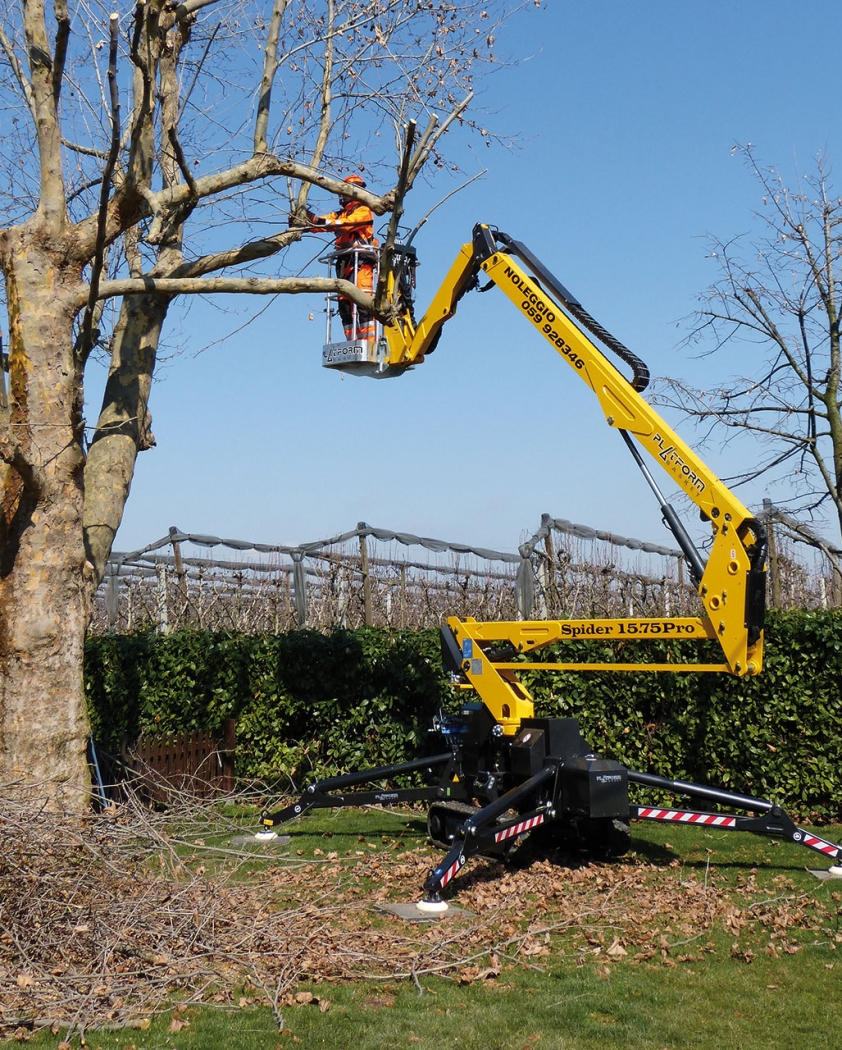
[0,228,92,806]
[84,292,170,582]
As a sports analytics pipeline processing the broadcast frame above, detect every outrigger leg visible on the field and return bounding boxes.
[418,765,557,914]
[260,751,464,836]
[628,770,842,876]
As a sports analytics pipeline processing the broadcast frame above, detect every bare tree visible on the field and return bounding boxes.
[660,145,842,572]
[0,0,531,806]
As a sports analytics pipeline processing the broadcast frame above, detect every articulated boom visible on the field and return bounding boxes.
[332,223,767,702]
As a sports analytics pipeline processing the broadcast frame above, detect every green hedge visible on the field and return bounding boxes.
[84,611,842,818]
[85,627,451,785]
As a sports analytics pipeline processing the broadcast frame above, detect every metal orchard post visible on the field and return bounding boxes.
[358,523,373,626]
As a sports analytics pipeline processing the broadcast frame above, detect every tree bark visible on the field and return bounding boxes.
[83,292,170,582]
[0,226,92,803]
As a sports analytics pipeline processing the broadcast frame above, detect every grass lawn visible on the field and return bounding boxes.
[7,806,842,1050]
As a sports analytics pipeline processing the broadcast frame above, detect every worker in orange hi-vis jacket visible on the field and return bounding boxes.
[305,174,380,340]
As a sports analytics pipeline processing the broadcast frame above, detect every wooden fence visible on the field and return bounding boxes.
[112,718,237,800]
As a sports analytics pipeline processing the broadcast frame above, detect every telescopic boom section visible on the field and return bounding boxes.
[375,224,767,728]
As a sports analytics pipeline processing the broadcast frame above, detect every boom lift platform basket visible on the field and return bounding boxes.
[320,240,418,378]
[264,222,842,913]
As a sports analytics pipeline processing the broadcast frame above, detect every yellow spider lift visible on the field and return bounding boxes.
[264,224,842,911]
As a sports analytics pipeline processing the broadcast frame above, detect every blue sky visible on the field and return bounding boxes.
[110,1,842,556]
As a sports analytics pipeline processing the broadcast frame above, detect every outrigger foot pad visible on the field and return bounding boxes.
[229,830,291,846]
[415,897,450,915]
[808,866,842,880]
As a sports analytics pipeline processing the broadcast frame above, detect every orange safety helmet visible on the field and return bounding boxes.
[339,173,366,204]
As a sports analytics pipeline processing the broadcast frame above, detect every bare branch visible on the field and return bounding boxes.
[374,118,416,314]
[178,21,220,121]
[22,0,66,224]
[162,230,301,279]
[254,0,291,154]
[78,13,121,365]
[91,275,373,311]
[71,155,394,258]
[51,0,70,104]
[404,168,488,246]
[166,125,198,198]
[175,0,223,16]
[406,94,474,187]
[293,0,336,215]
[0,22,36,121]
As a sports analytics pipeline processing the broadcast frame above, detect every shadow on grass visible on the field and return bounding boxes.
[274,813,429,847]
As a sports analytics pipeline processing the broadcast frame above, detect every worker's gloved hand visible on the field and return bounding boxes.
[287,209,309,229]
